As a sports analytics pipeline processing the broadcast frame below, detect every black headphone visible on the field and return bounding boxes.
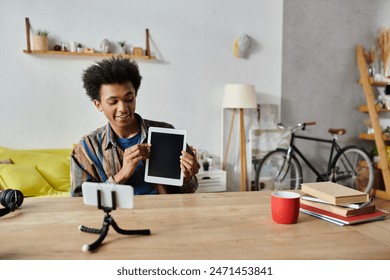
[0,189,24,217]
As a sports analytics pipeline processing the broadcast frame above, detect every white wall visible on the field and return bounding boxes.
[0,0,283,189]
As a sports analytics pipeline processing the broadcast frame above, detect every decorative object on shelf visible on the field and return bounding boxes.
[377,27,390,78]
[33,29,49,51]
[118,41,126,54]
[364,119,373,134]
[133,47,143,56]
[233,34,251,58]
[84,48,94,53]
[202,156,213,171]
[69,41,77,53]
[384,87,390,110]
[222,84,257,191]
[384,126,390,138]
[100,39,111,54]
[77,43,83,53]
[364,46,376,77]
[53,44,61,51]
[202,160,210,171]
[377,84,390,109]
[61,41,67,51]
[386,84,390,95]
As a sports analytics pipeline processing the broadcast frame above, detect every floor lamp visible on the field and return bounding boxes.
[222,84,257,191]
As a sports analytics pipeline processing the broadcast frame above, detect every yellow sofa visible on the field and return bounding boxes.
[0,146,72,197]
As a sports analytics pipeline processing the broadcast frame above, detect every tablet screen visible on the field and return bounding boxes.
[144,127,187,186]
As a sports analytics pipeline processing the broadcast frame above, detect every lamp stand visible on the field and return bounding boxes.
[222,108,236,170]
[222,108,249,191]
[239,108,249,191]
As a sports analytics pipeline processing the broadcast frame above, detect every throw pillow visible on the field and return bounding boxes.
[0,164,56,197]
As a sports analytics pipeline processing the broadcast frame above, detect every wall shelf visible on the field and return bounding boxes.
[22,49,155,60]
[23,17,154,61]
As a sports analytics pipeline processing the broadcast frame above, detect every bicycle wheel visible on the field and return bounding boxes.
[331,146,374,193]
[255,149,303,191]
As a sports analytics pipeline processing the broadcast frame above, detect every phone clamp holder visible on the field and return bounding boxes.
[79,190,151,252]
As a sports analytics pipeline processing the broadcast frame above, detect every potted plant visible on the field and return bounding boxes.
[76,43,83,53]
[202,159,210,171]
[118,41,126,54]
[33,29,49,51]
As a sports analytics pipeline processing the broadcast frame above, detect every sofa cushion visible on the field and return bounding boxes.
[0,146,71,193]
[0,164,59,197]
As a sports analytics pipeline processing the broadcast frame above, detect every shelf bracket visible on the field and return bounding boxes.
[145,28,151,58]
[25,17,31,53]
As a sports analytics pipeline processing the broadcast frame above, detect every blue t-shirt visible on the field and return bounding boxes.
[117,133,157,195]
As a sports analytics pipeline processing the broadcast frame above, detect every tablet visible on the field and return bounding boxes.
[144,127,187,186]
[82,182,134,209]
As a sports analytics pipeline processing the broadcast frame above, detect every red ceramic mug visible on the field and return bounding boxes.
[271,191,300,224]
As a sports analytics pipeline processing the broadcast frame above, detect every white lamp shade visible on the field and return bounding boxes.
[222,84,257,108]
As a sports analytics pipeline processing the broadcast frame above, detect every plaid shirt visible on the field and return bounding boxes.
[70,114,198,196]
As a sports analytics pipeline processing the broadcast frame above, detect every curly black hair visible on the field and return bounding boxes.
[82,57,142,101]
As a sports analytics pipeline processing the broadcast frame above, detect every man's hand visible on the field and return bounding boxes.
[114,143,151,183]
[180,150,200,183]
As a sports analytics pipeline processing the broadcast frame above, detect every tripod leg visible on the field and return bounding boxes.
[110,217,151,236]
[79,225,102,234]
[81,219,110,252]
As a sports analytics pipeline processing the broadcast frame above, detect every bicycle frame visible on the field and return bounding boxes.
[284,133,343,181]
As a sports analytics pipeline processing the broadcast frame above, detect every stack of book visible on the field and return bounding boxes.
[299,181,388,226]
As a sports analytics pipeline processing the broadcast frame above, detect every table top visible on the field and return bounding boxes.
[1,191,390,260]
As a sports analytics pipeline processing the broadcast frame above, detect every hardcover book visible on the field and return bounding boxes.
[300,199,376,217]
[301,181,369,205]
[300,203,388,226]
[301,195,372,209]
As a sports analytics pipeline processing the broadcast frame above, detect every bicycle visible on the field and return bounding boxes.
[254,122,374,193]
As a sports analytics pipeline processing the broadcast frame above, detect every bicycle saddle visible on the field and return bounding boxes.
[328,128,346,135]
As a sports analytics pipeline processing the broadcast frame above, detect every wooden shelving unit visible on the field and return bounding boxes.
[358,79,388,87]
[358,104,389,112]
[358,132,390,141]
[356,45,390,200]
[23,17,155,60]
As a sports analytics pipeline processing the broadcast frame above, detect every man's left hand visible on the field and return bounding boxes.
[180,150,200,183]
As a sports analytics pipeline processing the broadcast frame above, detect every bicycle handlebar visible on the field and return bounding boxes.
[277,121,317,133]
[301,122,316,131]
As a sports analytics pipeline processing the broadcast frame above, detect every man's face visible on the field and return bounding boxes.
[93,82,137,134]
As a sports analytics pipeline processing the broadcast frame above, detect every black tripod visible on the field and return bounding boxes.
[79,190,151,252]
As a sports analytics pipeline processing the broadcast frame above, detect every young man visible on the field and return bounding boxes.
[70,57,199,196]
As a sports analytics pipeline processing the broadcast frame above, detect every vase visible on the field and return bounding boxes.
[33,35,48,51]
[69,42,77,53]
[367,63,375,77]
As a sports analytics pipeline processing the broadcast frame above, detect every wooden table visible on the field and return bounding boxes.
[1,191,390,260]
